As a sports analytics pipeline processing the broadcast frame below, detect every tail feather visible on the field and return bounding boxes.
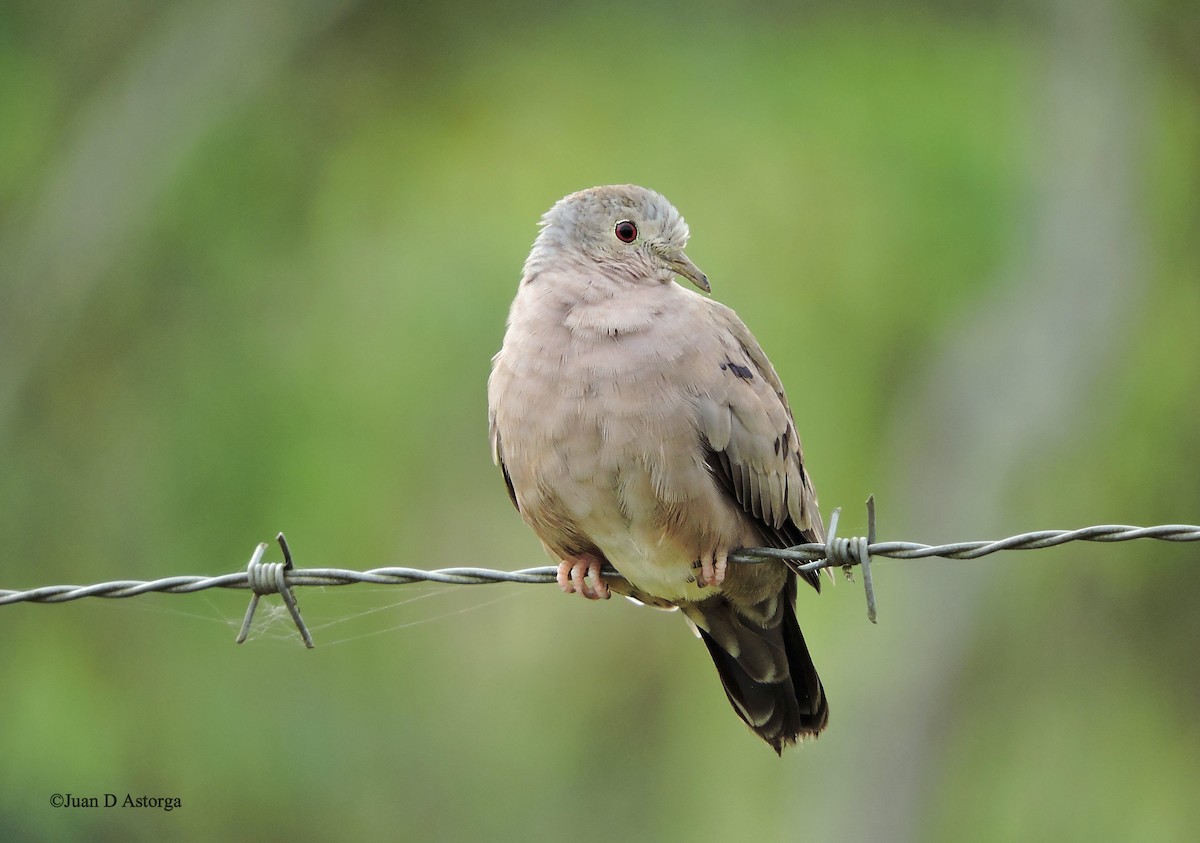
[692,585,828,753]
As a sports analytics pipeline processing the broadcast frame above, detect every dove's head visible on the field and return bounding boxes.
[525,185,710,293]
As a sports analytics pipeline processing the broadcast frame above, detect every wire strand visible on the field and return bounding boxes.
[2,501,1196,648]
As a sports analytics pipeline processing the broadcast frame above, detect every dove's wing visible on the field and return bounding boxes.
[693,301,825,589]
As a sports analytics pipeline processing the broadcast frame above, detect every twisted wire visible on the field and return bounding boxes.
[2,523,1194,607]
[2,518,1196,647]
[0,566,562,605]
[730,523,1200,568]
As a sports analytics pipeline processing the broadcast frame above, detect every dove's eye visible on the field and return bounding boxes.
[614,220,638,243]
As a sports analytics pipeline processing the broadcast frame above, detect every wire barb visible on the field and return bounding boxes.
[2,504,1198,649]
[863,495,877,623]
[235,532,313,648]
[817,498,878,623]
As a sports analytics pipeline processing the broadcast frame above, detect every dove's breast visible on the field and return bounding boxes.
[489,280,756,600]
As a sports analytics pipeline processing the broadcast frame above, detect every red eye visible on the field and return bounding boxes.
[614,220,638,243]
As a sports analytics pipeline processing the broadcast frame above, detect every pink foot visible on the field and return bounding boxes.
[556,553,610,600]
[695,550,729,588]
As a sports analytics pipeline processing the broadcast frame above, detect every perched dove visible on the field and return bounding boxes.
[488,185,828,752]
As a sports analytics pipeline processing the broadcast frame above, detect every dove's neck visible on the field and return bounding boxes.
[512,264,693,340]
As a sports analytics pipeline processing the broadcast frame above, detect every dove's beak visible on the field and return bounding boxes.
[667,253,710,293]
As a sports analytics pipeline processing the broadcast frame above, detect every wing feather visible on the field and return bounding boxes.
[694,302,825,590]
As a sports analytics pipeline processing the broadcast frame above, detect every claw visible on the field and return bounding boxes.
[556,553,610,600]
[695,550,729,588]
[714,551,728,585]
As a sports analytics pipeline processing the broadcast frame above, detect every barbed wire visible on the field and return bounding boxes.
[2,497,1196,648]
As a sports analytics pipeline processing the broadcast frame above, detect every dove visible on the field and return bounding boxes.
[487,185,828,752]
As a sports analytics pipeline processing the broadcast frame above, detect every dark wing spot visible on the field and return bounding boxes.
[724,357,754,381]
[773,436,781,456]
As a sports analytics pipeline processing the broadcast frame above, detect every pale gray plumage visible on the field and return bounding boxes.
[488,185,828,751]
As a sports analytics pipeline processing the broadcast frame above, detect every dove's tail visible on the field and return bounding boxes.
[692,582,828,754]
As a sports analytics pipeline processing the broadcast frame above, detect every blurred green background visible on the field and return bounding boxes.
[2,0,1198,839]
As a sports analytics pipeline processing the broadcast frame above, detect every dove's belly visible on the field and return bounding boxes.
[511,369,749,602]
[490,286,764,601]
[555,451,709,601]
[584,514,712,602]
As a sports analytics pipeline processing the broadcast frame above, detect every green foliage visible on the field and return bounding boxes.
[1,1,1197,840]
